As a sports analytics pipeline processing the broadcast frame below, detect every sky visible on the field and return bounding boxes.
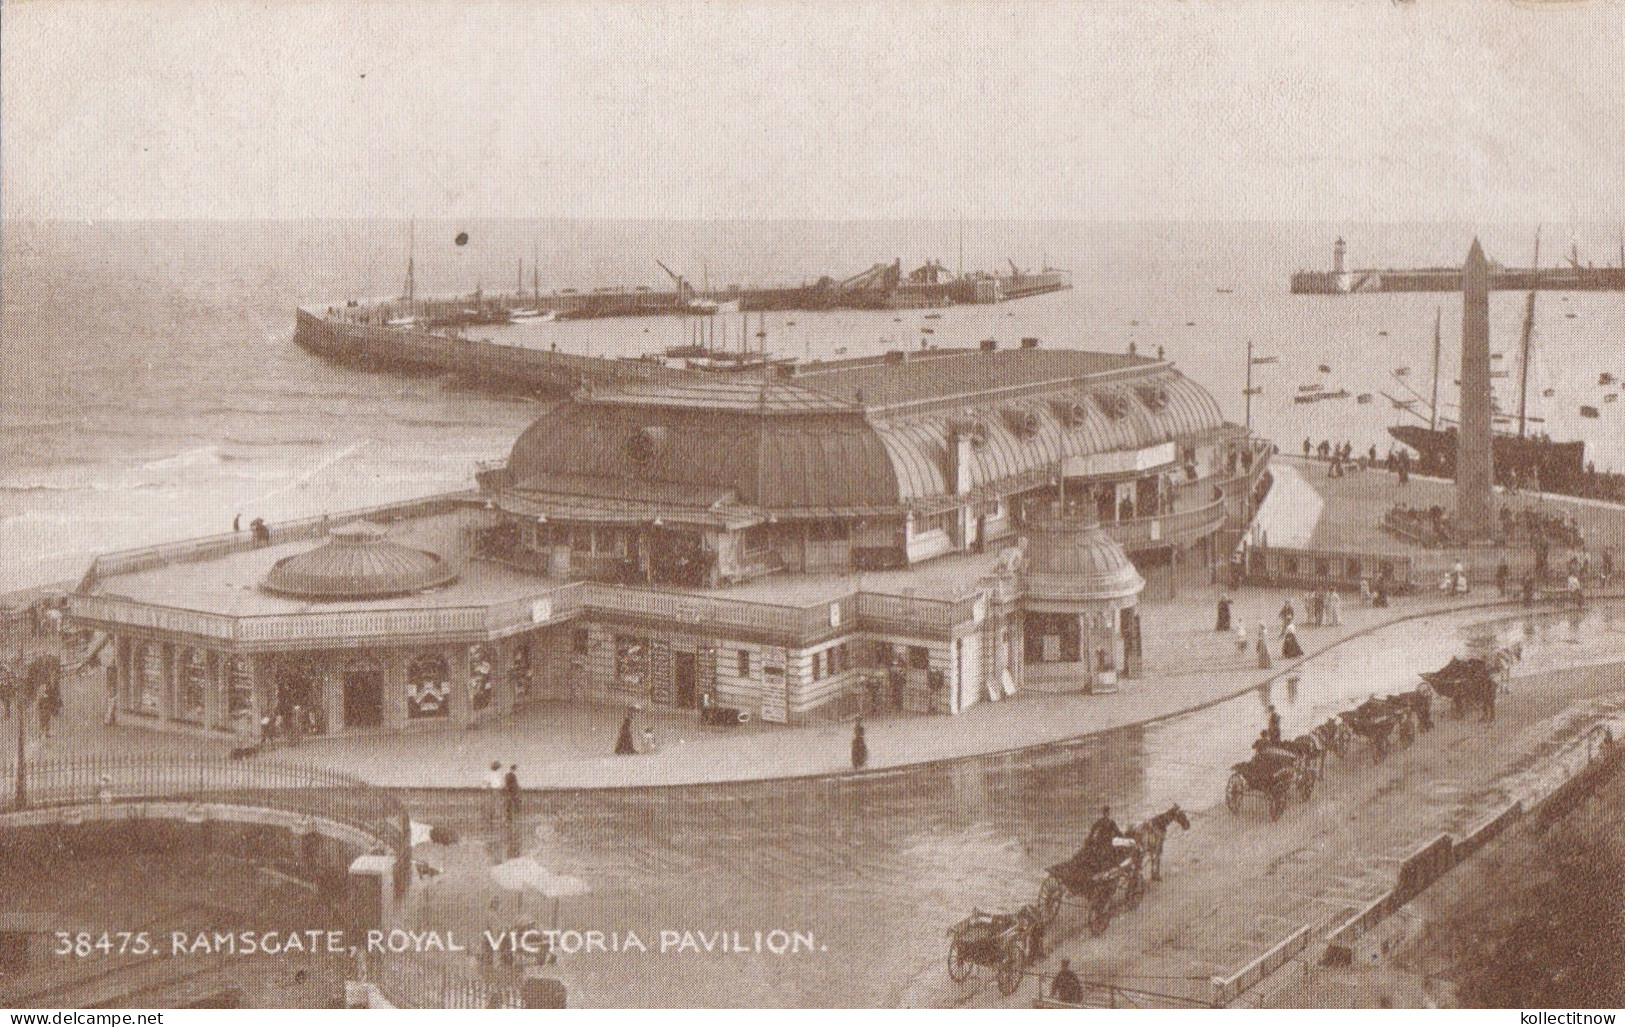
[2,0,1623,222]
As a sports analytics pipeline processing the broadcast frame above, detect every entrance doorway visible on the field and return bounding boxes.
[673,650,698,708]
[343,665,384,729]
[274,659,323,734]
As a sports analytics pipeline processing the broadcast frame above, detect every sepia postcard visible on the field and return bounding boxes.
[2,0,1623,1014]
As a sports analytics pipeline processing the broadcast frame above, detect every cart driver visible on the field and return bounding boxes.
[1084,805,1125,860]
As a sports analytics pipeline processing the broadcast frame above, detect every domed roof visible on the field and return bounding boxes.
[262,523,457,600]
[1023,510,1144,604]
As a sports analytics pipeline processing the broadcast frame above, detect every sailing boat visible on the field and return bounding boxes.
[1387,231,1587,491]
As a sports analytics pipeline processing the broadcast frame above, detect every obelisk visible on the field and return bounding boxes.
[1456,238,1494,538]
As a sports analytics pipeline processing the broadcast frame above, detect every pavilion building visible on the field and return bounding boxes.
[69,344,1269,737]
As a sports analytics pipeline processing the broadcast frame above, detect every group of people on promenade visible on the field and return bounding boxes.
[1216,586,1367,669]
[1303,438,1380,480]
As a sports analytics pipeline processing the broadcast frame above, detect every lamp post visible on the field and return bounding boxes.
[1241,339,1275,536]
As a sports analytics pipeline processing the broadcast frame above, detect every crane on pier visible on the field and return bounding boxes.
[656,260,694,305]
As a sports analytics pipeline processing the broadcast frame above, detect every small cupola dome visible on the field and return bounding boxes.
[1023,508,1145,604]
[262,523,457,600]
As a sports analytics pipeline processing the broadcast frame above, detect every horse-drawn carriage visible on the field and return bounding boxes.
[1420,656,1500,721]
[1225,744,1315,820]
[946,906,1045,995]
[1340,693,1422,760]
[1037,839,1146,935]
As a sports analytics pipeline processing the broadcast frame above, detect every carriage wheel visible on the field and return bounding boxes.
[1127,868,1147,908]
[996,943,1023,996]
[1088,898,1112,936]
[1037,877,1063,927]
[1225,773,1245,815]
[947,940,972,982]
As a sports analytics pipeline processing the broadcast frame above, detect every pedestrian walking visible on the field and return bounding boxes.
[1234,622,1248,653]
[851,719,869,769]
[1281,623,1303,659]
[1256,623,1272,669]
[1496,561,1510,597]
[614,711,637,755]
[486,761,504,821]
[640,725,658,753]
[1278,599,1295,637]
[502,764,521,823]
[1215,594,1232,632]
[1325,588,1342,626]
[1266,704,1282,744]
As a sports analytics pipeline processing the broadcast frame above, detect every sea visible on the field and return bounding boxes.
[4,219,1623,594]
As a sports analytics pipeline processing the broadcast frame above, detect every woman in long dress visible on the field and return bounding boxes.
[614,713,637,755]
[850,719,869,769]
[1282,623,1304,659]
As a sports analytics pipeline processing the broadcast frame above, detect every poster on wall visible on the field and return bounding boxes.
[651,639,674,706]
[760,647,788,723]
[697,644,717,700]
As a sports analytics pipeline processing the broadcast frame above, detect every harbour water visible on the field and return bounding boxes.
[5,219,1623,593]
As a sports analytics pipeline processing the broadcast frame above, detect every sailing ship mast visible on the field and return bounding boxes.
[404,221,416,308]
[1516,229,1540,439]
[1428,307,1442,432]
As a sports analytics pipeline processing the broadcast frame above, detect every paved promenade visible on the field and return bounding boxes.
[14,458,1624,794]
[26,586,1598,792]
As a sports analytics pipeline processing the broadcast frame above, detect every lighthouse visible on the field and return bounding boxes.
[1332,237,1347,275]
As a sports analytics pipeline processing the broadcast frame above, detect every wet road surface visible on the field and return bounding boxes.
[404,600,1625,1007]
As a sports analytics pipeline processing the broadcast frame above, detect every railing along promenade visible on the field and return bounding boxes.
[78,492,480,586]
[1101,497,1229,551]
[0,755,411,886]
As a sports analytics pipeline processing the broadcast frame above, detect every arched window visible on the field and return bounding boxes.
[407,653,451,719]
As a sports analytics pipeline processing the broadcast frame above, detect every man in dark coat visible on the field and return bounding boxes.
[502,764,521,823]
[1084,805,1123,857]
[850,719,868,769]
[1266,704,1282,744]
[614,712,637,755]
[1049,959,1084,1005]
[1215,594,1232,632]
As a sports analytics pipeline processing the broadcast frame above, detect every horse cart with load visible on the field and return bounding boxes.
[1340,695,1420,760]
[1225,745,1315,820]
[1037,839,1146,935]
[946,906,1044,995]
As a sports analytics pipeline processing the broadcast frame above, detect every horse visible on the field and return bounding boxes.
[1128,804,1191,882]
[1281,731,1327,778]
[1312,717,1352,761]
[1391,686,1433,732]
[1488,642,1524,694]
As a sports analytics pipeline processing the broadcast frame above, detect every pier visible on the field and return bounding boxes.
[1290,237,1625,295]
